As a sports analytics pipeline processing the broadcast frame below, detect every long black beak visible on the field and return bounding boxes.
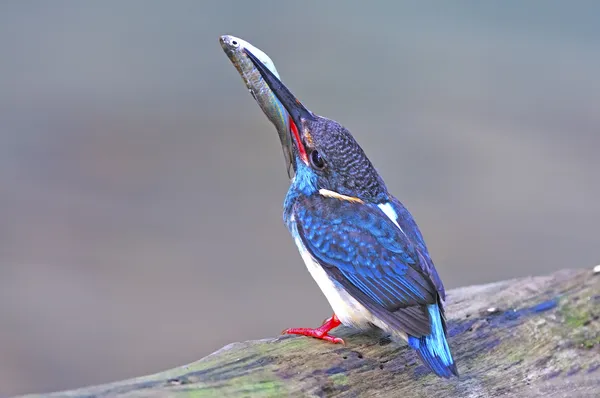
[244,48,316,130]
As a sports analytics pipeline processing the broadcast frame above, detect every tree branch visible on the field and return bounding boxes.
[19,268,600,398]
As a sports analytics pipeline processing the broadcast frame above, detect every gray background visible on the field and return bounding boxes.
[1,1,599,396]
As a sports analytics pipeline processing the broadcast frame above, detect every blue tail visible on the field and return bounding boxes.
[408,304,458,378]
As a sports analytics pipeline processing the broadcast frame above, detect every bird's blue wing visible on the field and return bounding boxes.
[294,194,439,336]
[387,196,446,300]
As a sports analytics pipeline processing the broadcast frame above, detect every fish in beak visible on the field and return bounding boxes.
[244,48,317,168]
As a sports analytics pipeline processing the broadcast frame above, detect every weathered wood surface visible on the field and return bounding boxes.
[20,268,600,398]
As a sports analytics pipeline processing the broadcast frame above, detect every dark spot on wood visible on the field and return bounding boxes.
[166,377,188,385]
[465,313,471,318]
[357,353,363,359]
[342,355,348,359]
[379,336,392,346]
[379,364,384,370]
[320,385,335,395]
[467,327,473,332]
[325,366,345,375]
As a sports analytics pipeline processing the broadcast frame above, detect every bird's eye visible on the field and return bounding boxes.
[310,150,326,170]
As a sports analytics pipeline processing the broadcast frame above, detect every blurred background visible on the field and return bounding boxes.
[1,1,599,396]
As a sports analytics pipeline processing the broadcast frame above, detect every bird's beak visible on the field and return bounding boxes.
[244,48,316,167]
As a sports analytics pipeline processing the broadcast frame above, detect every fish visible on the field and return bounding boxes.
[219,35,294,178]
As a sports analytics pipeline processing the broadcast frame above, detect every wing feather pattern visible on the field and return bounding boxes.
[294,194,442,337]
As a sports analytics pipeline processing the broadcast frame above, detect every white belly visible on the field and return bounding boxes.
[293,235,372,329]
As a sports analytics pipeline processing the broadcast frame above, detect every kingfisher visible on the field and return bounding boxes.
[244,49,458,378]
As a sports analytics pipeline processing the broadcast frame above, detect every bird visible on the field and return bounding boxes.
[244,49,458,378]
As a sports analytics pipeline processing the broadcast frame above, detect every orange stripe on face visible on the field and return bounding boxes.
[289,116,308,164]
[303,127,314,147]
[318,189,364,203]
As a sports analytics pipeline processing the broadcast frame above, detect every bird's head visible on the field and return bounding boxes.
[245,49,388,203]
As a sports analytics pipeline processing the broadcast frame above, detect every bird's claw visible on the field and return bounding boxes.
[282,327,345,344]
[281,314,344,344]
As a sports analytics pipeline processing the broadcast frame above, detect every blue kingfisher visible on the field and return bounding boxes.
[244,49,458,378]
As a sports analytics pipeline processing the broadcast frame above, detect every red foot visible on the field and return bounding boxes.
[282,313,345,344]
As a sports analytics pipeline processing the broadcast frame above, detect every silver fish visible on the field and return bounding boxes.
[219,35,294,177]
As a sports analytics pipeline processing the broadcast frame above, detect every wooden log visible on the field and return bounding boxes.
[19,268,600,398]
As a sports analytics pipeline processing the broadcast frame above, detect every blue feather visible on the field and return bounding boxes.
[292,195,436,309]
[408,304,458,378]
[387,198,446,299]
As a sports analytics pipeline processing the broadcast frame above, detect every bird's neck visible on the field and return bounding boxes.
[289,162,318,196]
[283,162,317,227]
